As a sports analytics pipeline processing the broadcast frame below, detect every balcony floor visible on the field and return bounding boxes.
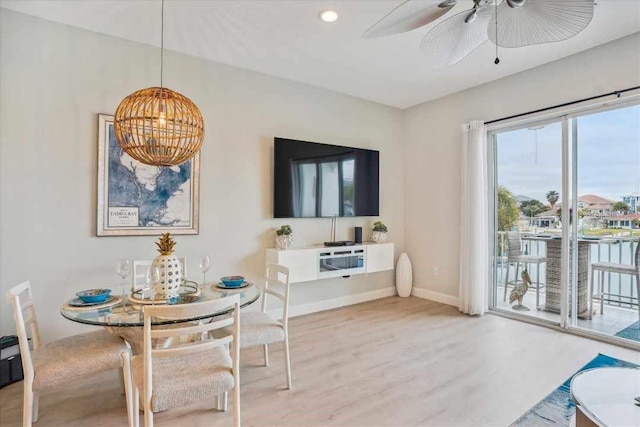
[494,284,638,340]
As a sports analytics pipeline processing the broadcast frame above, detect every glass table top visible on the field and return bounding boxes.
[61,281,260,327]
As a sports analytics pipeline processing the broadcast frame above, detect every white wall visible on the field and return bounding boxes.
[3,8,638,340]
[0,10,405,340]
[404,33,640,303]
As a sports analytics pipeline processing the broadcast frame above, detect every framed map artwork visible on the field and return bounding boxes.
[97,114,200,236]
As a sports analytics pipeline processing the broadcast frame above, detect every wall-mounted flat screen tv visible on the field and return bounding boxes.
[274,137,379,218]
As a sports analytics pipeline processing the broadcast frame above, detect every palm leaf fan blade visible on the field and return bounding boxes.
[487,0,595,48]
[362,0,456,39]
[420,6,493,68]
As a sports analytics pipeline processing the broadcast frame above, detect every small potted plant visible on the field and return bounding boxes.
[275,225,293,250]
[372,221,388,243]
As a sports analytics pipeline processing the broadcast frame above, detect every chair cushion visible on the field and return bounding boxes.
[592,262,637,275]
[131,347,234,413]
[32,330,127,391]
[238,312,285,348]
[109,324,202,355]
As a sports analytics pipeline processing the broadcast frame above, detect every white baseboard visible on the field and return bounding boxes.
[411,287,459,307]
[268,287,397,319]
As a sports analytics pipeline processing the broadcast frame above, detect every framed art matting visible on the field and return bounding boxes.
[97,114,200,236]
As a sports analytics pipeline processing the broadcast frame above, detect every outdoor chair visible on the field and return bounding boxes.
[503,231,547,308]
[590,239,640,322]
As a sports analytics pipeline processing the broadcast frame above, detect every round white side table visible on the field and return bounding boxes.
[570,367,640,427]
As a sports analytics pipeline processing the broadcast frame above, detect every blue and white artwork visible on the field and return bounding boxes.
[97,114,199,236]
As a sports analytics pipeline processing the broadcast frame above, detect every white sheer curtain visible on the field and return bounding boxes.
[459,121,489,315]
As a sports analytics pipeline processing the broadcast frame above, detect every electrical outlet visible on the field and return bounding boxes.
[432,267,439,276]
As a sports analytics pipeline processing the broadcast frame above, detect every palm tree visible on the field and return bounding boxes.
[498,186,519,232]
[612,201,630,214]
[546,190,559,209]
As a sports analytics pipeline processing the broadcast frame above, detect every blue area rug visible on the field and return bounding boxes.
[510,354,638,426]
[615,321,640,342]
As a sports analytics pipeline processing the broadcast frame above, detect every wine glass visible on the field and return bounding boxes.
[116,259,131,307]
[145,265,161,302]
[199,255,211,288]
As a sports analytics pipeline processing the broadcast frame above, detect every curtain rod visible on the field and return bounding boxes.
[484,85,640,125]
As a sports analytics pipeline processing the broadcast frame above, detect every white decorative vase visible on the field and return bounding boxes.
[396,253,413,297]
[151,255,183,298]
[275,234,293,250]
[372,231,387,243]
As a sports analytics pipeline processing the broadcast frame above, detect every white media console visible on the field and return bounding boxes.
[265,243,394,283]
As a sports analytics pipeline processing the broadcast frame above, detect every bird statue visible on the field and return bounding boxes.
[509,268,531,311]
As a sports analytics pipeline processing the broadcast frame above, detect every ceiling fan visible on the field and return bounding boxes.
[363,0,595,68]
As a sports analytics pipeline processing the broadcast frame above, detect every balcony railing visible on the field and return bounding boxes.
[496,232,638,310]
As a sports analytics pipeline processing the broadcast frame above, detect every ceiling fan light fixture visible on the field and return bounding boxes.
[506,0,526,8]
[369,0,596,67]
[319,10,338,23]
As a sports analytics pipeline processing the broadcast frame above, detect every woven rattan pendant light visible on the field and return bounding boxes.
[114,0,204,167]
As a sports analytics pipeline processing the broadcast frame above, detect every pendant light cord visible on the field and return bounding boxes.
[494,0,500,65]
[160,0,164,88]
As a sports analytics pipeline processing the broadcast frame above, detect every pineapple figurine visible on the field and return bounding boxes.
[151,233,183,299]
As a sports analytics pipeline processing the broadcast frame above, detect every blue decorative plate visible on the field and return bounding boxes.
[69,296,117,307]
[220,276,245,287]
[76,288,111,303]
[215,281,251,290]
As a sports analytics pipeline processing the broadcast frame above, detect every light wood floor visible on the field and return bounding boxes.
[1,297,638,427]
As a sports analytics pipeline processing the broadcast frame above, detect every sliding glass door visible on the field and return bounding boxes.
[489,98,640,347]
[491,119,563,325]
[570,103,640,341]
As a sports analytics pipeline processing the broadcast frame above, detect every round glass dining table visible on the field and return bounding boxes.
[61,282,260,327]
[60,282,260,354]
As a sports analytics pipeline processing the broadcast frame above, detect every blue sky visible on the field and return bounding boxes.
[497,103,640,204]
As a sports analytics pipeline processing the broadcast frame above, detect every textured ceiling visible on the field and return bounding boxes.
[1,0,639,108]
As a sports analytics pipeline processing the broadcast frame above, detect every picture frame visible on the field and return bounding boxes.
[97,114,200,236]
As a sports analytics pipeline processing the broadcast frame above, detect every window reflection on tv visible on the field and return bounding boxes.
[273,138,379,218]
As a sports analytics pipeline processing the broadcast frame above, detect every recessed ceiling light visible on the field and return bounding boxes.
[319,10,338,23]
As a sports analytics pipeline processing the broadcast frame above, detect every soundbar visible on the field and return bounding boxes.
[323,240,355,247]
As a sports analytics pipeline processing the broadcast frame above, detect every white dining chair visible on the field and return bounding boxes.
[7,281,132,426]
[123,294,241,427]
[590,239,640,321]
[131,258,187,292]
[241,263,292,389]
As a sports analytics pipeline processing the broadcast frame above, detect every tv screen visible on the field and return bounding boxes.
[274,138,379,218]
